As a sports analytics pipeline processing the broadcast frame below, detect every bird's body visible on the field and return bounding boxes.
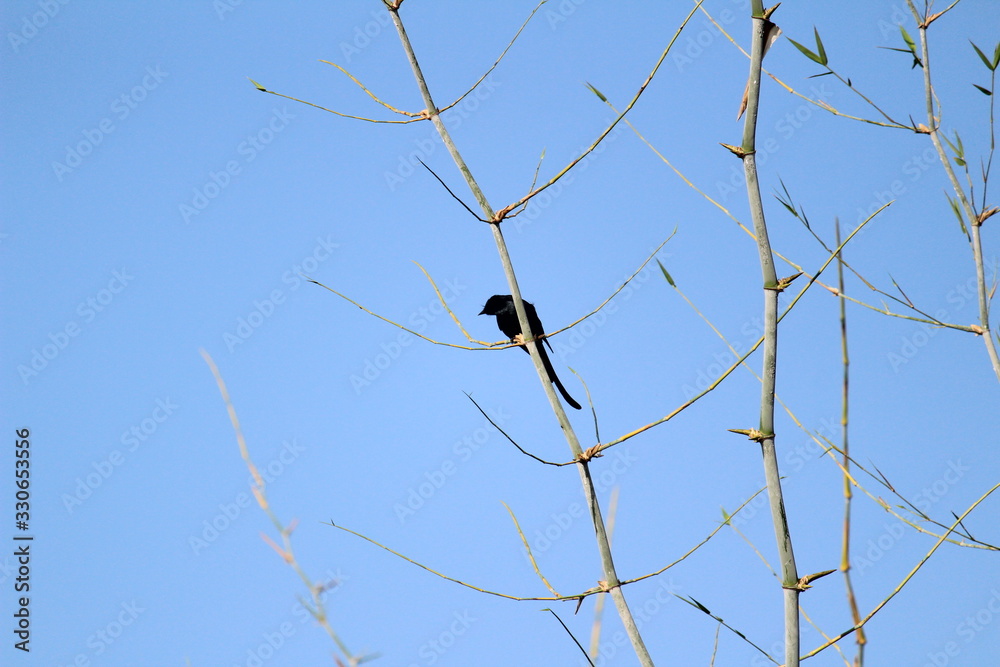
[479,294,582,410]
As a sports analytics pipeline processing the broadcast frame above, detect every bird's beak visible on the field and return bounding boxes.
[478,307,488,315]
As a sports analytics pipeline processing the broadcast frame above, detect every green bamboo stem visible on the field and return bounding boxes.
[908,0,1000,382]
[385,6,652,664]
[836,222,865,664]
[741,4,800,665]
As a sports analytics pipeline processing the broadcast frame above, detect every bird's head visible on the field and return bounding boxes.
[479,294,511,316]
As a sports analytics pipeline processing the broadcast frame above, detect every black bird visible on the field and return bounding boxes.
[479,294,582,410]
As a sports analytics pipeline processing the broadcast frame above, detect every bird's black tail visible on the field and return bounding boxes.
[551,372,582,410]
[538,344,582,410]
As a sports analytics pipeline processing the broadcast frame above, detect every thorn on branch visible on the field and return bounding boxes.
[977,205,998,226]
[727,428,773,442]
[770,272,803,291]
[923,10,947,27]
[720,143,748,158]
[492,203,515,223]
[792,568,837,590]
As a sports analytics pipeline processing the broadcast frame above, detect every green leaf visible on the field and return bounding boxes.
[942,132,962,158]
[993,41,1000,69]
[787,37,824,66]
[899,26,922,67]
[900,25,917,54]
[973,84,993,96]
[686,596,711,614]
[953,157,967,167]
[971,41,994,70]
[773,178,799,218]
[585,82,607,102]
[813,27,828,66]
[946,193,969,238]
[656,259,675,287]
[954,131,964,157]
[775,194,797,217]
[248,78,267,92]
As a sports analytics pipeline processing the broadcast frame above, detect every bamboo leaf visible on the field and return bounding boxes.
[656,259,675,287]
[971,41,994,70]
[585,81,607,102]
[787,37,823,65]
[942,132,959,156]
[813,27,828,66]
[899,26,922,68]
[973,84,993,96]
[773,178,798,217]
[685,596,712,614]
[900,25,917,54]
[945,192,969,238]
[993,41,1000,69]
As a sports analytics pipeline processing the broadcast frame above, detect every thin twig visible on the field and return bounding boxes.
[201,350,362,664]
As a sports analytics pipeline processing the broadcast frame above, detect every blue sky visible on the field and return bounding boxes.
[3,1,1000,665]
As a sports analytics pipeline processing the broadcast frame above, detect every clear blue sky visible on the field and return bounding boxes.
[3,1,999,665]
